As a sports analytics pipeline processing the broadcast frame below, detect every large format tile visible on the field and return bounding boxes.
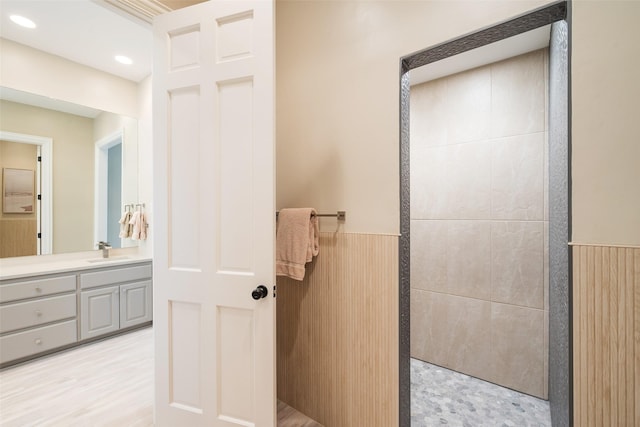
[412,291,493,383]
[446,66,491,144]
[491,132,544,220]
[410,288,431,361]
[410,145,447,219]
[411,220,491,300]
[447,141,492,219]
[490,49,545,138]
[445,220,491,299]
[491,221,544,308]
[490,303,545,398]
[410,78,448,148]
[410,220,447,292]
[411,141,492,220]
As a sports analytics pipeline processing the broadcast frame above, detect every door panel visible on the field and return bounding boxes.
[218,307,254,422]
[153,1,275,425]
[169,301,202,413]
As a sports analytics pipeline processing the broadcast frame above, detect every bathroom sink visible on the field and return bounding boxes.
[86,256,131,263]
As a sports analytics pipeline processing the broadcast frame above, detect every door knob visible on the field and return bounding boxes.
[251,285,268,300]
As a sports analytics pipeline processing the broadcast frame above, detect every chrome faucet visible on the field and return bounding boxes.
[97,241,112,258]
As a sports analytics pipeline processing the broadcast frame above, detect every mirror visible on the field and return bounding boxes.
[0,88,139,257]
[0,0,152,259]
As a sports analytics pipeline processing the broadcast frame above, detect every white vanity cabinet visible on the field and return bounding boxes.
[0,275,78,365]
[79,264,152,340]
[0,260,152,367]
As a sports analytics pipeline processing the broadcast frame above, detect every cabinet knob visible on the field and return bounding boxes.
[35,339,42,345]
[35,287,42,293]
[35,310,42,317]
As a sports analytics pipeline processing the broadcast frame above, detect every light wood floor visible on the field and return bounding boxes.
[0,327,321,426]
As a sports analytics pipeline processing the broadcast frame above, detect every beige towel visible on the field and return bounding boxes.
[129,211,148,241]
[119,211,132,238]
[276,208,319,281]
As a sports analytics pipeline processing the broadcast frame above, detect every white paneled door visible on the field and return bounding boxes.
[152,1,275,426]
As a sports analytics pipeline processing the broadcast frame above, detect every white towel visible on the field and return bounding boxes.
[276,208,319,281]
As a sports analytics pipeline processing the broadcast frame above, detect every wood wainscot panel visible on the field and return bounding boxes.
[277,232,399,427]
[0,219,36,258]
[573,245,640,427]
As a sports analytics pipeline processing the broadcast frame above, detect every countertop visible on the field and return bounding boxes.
[0,248,152,281]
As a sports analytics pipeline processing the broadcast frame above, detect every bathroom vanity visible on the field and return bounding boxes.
[0,255,152,368]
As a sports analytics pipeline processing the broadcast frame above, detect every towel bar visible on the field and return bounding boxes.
[276,210,346,221]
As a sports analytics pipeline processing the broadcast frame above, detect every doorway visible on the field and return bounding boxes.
[0,131,53,256]
[94,131,123,249]
[399,2,570,426]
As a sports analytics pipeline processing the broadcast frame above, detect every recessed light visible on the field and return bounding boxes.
[115,55,133,65]
[10,14,36,29]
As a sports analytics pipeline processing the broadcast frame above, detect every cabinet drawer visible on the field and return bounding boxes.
[80,264,152,289]
[0,275,76,303]
[0,320,77,364]
[0,294,77,333]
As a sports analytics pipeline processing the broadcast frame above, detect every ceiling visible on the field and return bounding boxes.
[0,0,159,83]
[1,1,550,95]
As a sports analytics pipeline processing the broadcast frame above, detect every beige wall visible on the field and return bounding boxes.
[410,50,549,398]
[276,0,555,234]
[0,39,139,118]
[571,0,640,246]
[277,0,640,244]
[0,100,94,254]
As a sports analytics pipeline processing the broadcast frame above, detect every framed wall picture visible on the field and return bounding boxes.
[2,168,35,213]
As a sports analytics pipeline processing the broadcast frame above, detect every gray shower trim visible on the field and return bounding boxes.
[398,2,570,427]
[548,19,571,427]
[401,2,567,73]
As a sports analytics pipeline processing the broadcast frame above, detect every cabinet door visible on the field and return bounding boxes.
[119,280,152,329]
[81,286,119,340]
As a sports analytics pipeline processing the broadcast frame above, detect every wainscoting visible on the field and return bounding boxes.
[0,219,36,258]
[277,232,399,427]
[572,244,640,426]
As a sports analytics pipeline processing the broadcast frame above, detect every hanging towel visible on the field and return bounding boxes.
[139,212,147,240]
[276,208,319,281]
[119,211,132,238]
[129,211,147,241]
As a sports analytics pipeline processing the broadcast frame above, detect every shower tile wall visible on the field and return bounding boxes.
[410,49,549,399]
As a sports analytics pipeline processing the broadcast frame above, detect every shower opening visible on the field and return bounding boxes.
[409,45,550,424]
[399,2,570,426]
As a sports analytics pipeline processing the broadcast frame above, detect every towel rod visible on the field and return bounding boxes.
[276,210,346,221]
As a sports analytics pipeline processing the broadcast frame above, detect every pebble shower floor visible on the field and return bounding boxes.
[411,358,552,426]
